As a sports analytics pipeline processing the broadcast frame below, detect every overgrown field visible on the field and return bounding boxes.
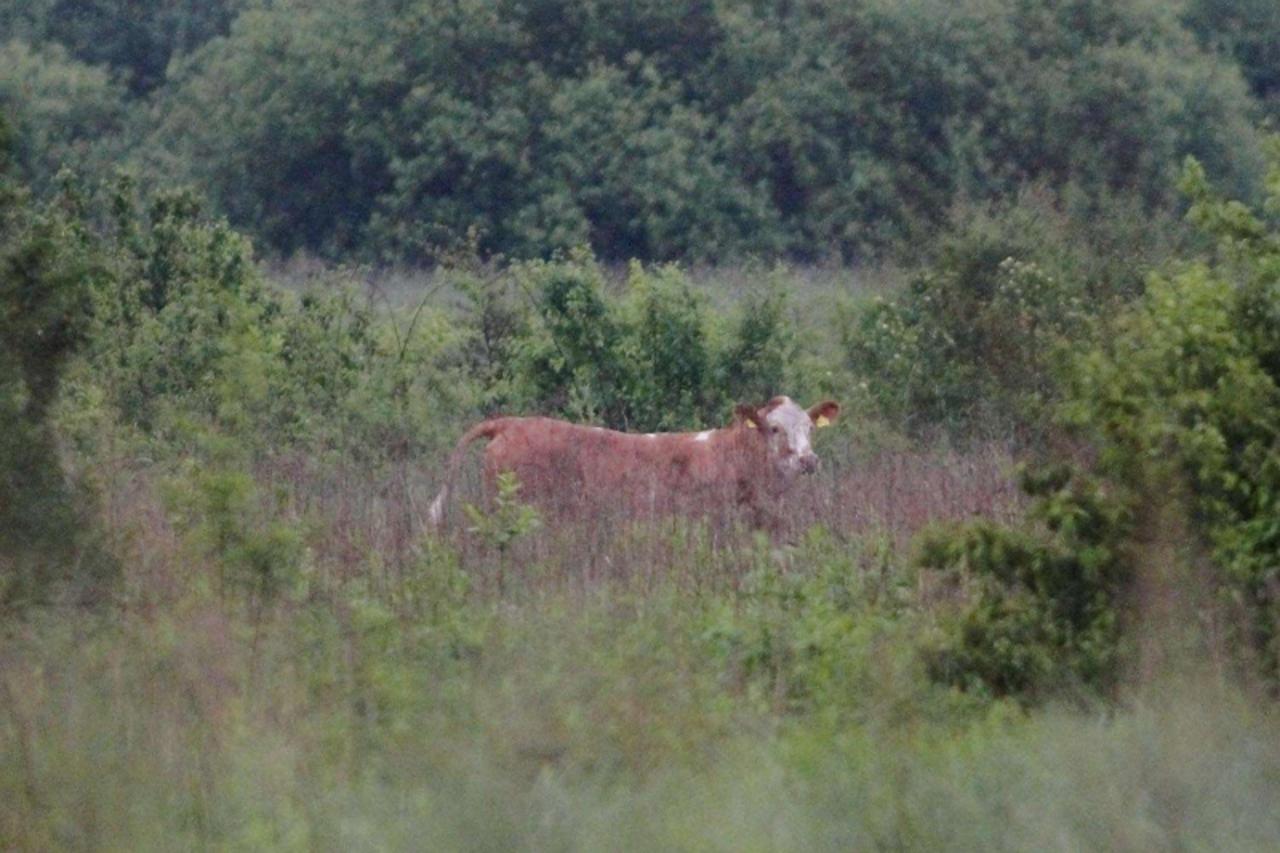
[5,533,1279,849]
[4,25,1280,845]
[3,423,1276,849]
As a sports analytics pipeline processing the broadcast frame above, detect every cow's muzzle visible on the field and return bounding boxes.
[800,454,819,474]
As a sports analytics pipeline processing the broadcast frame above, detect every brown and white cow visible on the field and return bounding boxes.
[427,396,840,532]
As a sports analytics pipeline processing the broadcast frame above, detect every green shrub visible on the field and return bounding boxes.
[698,529,925,717]
[517,253,634,425]
[62,177,468,461]
[717,283,793,408]
[921,144,1280,697]
[918,466,1132,701]
[845,197,1091,435]
[1060,150,1280,681]
[89,184,277,434]
[621,262,715,430]
[451,261,532,415]
[514,254,794,431]
[163,449,305,606]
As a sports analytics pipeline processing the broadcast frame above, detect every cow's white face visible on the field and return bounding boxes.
[740,397,840,481]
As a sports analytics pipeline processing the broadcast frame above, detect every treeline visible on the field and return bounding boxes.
[3,0,1279,264]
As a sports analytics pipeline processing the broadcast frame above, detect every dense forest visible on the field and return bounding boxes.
[4,0,1280,262]
[3,1,1280,848]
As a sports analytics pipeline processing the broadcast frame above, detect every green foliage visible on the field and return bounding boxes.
[515,255,793,430]
[271,285,379,445]
[535,63,773,261]
[0,144,114,605]
[719,284,792,406]
[88,184,275,433]
[845,196,1092,434]
[369,57,771,263]
[125,0,1266,263]
[143,2,384,255]
[0,40,126,193]
[992,1,1263,206]
[1060,149,1280,680]
[451,261,532,415]
[621,262,713,429]
[55,176,468,461]
[2,0,242,94]
[919,144,1280,697]
[463,471,542,554]
[517,254,632,424]
[1183,0,1280,118]
[700,530,922,717]
[919,466,1133,701]
[164,454,305,605]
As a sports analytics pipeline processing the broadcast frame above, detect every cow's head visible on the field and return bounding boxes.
[735,396,840,479]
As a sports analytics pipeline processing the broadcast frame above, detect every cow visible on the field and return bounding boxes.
[427,396,840,534]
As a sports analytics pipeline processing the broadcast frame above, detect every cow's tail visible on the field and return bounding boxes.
[428,419,507,528]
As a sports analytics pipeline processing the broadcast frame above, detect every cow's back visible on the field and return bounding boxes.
[482,418,747,518]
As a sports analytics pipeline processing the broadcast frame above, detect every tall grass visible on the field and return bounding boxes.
[3,435,1277,850]
[3,567,1276,850]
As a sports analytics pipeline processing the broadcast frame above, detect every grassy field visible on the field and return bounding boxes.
[4,427,1277,851]
[5,2,1280,846]
[4,184,1279,849]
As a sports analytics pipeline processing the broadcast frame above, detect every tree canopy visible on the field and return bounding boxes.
[3,0,1275,265]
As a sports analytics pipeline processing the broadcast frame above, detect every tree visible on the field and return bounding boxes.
[2,0,244,95]
[0,40,126,193]
[1184,0,1280,117]
[142,1,391,256]
[0,122,114,604]
[131,0,1270,263]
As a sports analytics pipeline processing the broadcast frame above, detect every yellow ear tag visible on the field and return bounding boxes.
[815,415,830,428]
[745,420,757,429]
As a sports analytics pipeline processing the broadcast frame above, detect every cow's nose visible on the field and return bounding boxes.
[800,454,819,474]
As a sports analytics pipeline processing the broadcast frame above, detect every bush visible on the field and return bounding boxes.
[60,177,470,462]
[515,254,794,430]
[844,195,1093,435]
[919,144,1280,697]
[919,466,1132,701]
[700,529,921,716]
[163,450,305,607]
[87,184,276,434]
[1061,150,1280,682]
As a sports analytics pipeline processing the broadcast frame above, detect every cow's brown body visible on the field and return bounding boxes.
[428,397,840,532]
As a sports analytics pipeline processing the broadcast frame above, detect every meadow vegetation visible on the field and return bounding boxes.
[3,1,1280,849]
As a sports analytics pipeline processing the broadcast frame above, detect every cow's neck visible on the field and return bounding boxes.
[718,425,770,471]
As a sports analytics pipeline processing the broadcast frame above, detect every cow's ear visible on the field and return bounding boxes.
[734,403,763,429]
[808,400,840,428]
